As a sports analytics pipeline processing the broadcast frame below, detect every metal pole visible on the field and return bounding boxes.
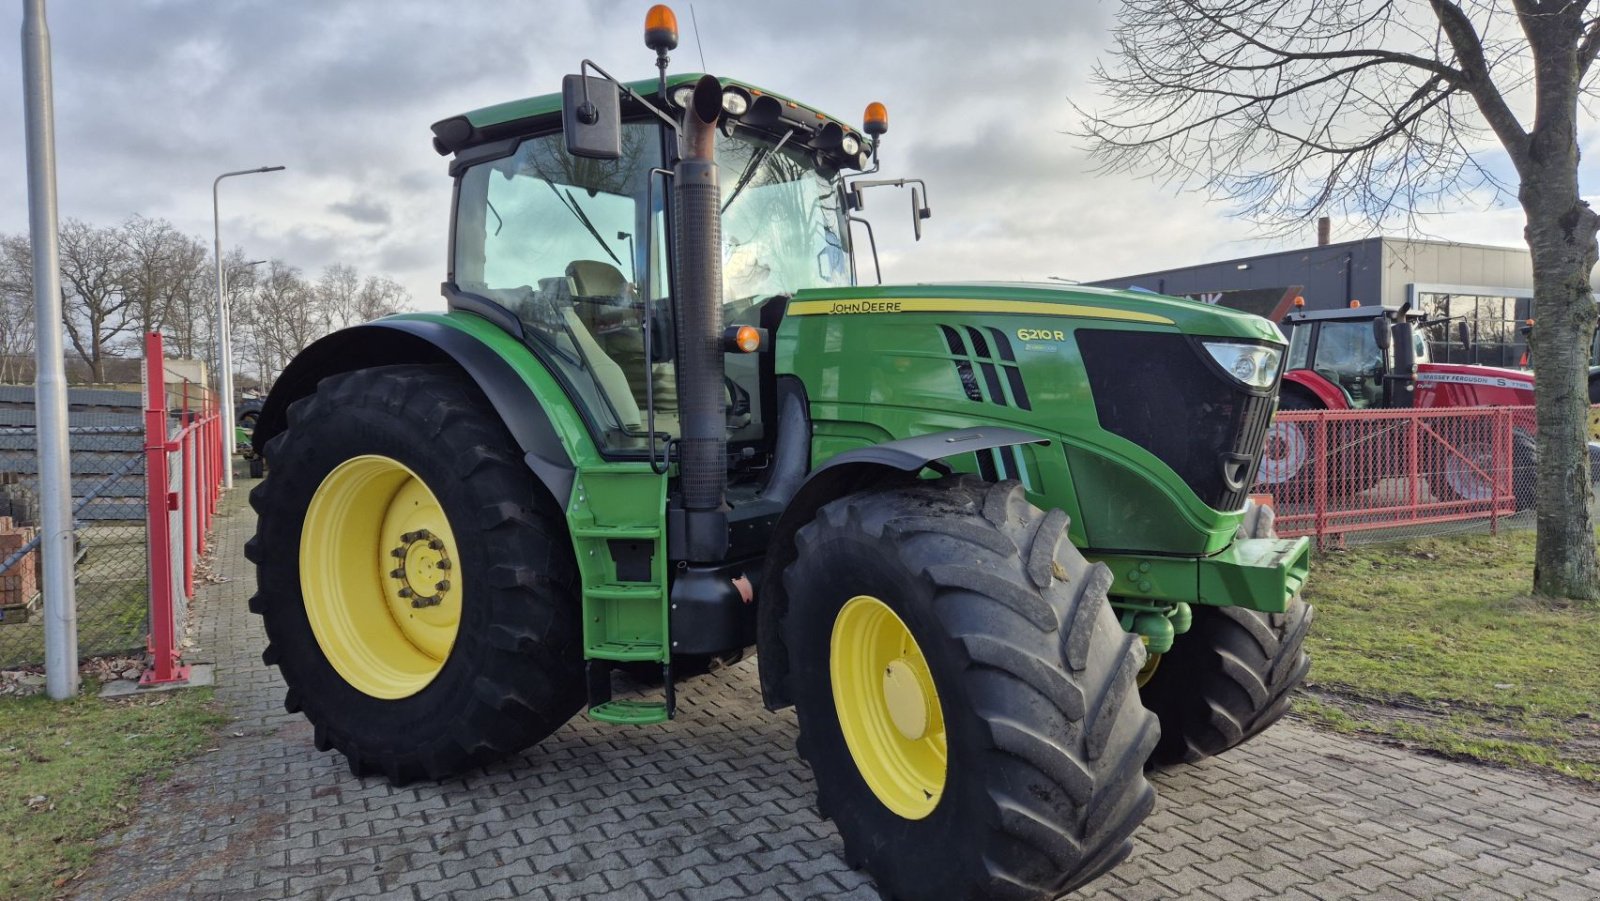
[213,167,283,489]
[22,0,79,699]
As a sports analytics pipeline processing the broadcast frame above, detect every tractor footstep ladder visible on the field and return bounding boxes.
[567,466,674,724]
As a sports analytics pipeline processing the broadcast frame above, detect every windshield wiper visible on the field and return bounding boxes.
[722,129,794,214]
[534,175,624,269]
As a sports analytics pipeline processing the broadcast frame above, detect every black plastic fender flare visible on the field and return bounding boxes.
[756,426,1050,710]
[252,317,576,505]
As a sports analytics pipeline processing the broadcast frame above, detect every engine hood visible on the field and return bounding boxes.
[788,281,1285,345]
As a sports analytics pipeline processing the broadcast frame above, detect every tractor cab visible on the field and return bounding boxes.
[1282,304,1426,409]
[446,80,863,465]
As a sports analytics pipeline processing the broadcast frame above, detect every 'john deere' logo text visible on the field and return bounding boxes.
[827,300,903,314]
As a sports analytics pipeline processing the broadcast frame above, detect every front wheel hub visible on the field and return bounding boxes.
[830,594,947,820]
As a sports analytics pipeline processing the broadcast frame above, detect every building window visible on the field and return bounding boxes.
[1417,292,1530,368]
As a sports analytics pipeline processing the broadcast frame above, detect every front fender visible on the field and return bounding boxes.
[1282,369,1348,409]
[254,313,578,505]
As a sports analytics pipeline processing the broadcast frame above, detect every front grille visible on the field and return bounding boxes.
[1077,330,1276,510]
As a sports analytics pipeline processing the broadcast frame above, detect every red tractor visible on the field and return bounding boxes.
[1259,302,1536,507]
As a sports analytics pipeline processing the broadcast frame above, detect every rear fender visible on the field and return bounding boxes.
[253,316,576,505]
[756,427,1049,710]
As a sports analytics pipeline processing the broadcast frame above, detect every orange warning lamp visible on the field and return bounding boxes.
[864,102,889,136]
[645,5,679,52]
[723,325,763,353]
[1293,296,1305,308]
[1349,300,1361,308]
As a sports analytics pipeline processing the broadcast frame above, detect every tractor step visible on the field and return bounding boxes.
[586,639,665,661]
[588,699,671,725]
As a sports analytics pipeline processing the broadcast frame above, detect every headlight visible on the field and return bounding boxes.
[840,134,860,156]
[1202,341,1281,389]
[671,85,696,108]
[721,89,750,116]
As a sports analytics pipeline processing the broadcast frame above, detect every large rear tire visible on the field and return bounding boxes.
[1257,391,1318,504]
[783,477,1158,900]
[246,364,584,785]
[1139,500,1313,766]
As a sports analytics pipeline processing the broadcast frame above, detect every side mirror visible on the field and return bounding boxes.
[911,187,924,241]
[1457,321,1472,350]
[1372,314,1391,351]
[1392,321,1416,374]
[562,74,621,160]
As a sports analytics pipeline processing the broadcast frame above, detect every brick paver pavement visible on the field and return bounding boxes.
[73,483,1600,900]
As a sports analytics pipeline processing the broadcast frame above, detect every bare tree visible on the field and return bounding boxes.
[58,218,133,384]
[120,215,207,342]
[125,215,210,359]
[315,263,363,331]
[0,235,38,383]
[353,274,411,322]
[247,261,322,384]
[1079,0,1600,601]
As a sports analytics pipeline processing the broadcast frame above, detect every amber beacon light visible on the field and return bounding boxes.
[864,102,889,136]
[645,5,679,52]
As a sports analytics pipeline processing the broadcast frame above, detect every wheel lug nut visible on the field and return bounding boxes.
[435,580,450,592]
[398,587,413,598]
[428,538,444,550]
[390,547,406,558]
[436,559,451,570]
[390,568,405,579]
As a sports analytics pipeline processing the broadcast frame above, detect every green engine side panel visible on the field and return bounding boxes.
[390,311,669,663]
[776,283,1282,557]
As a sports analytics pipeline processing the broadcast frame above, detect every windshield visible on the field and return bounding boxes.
[716,128,851,309]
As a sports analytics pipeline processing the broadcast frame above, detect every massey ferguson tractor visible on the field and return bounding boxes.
[1258,301,1537,506]
[245,8,1312,898]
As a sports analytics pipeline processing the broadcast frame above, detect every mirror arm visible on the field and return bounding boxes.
[579,58,681,132]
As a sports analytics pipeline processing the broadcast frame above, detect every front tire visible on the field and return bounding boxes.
[246,364,584,785]
[783,477,1158,900]
[1139,500,1313,766]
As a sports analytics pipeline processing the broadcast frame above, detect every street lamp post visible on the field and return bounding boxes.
[213,167,283,489]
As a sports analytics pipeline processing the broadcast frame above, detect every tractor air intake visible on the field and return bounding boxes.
[673,75,728,559]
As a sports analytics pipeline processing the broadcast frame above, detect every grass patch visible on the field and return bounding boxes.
[1298,528,1600,782]
[0,687,226,899]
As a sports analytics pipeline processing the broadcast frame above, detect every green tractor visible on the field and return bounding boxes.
[246,8,1313,898]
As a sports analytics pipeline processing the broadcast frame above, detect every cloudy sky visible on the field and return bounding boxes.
[0,0,1550,309]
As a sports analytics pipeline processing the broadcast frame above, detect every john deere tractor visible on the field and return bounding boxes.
[246,8,1312,898]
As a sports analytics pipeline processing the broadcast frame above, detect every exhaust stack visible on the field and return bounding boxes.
[672,75,729,561]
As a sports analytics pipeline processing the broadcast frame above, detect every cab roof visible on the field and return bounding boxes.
[430,72,861,157]
[1283,305,1422,323]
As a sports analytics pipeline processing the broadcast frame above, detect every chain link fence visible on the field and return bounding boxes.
[0,385,149,668]
[1252,404,1552,546]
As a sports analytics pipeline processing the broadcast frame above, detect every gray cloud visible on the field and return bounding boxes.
[0,0,1533,310]
[328,197,391,226]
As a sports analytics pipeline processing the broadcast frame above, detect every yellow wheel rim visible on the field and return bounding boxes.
[300,455,463,699]
[830,594,947,819]
[1137,651,1162,688]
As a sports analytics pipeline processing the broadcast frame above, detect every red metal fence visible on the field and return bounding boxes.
[1250,405,1540,546]
[142,332,224,686]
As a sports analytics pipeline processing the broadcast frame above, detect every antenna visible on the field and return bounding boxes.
[690,4,707,71]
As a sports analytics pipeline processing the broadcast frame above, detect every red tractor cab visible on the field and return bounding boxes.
[1261,302,1537,507]
[1279,303,1534,412]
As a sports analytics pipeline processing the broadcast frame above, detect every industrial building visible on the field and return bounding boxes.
[1087,229,1537,368]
